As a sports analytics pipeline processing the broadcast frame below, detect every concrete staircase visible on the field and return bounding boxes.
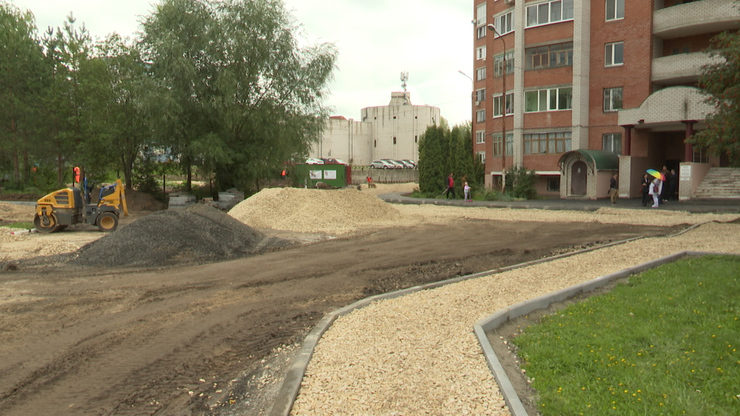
[694,167,740,199]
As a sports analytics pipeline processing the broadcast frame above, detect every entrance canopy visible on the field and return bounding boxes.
[618,86,713,130]
[558,149,619,172]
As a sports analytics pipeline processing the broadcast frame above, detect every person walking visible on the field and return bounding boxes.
[608,173,618,204]
[445,173,455,199]
[640,173,651,206]
[649,177,662,208]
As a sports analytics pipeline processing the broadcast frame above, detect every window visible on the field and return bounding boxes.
[492,133,513,157]
[524,87,572,112]
[477,151,486,164]
[602,133,622,154]
[525,42,573,70]
[476,130,486,144]
[605,42,624,66]
[524,131,572,154]
[476,66,486,81]
[606,0,624,21]
[393,137,397,145]
[493,50,515,77]
[493,93,514,117]
[603,87,623,112]
[475,88,486,103]
[476,109,486,122]
[526,0,574,28]
[493,10,514,36]
[476,45,486,60]
[476,3,487,38]
[547,176,560,192]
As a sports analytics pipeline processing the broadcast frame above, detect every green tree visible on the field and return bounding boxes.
[417,123,448,194]
[0,3,44,186]
[693,30,740,166]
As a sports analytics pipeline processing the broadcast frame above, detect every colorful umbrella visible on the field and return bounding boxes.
[647,169,665,181]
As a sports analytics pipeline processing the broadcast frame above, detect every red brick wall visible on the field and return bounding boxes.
[588,0,654,151]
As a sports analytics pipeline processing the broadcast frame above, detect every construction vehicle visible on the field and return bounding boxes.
[34,179,129,233]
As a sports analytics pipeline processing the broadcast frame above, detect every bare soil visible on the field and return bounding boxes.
[0,219,680,416]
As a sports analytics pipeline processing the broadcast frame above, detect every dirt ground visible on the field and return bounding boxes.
[0,206,681,416]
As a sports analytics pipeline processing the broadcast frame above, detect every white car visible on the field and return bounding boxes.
[370,160,394,169]
[381,159,404,169]
[305,158,325,165]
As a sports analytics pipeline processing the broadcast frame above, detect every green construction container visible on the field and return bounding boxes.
[294,164,350,188]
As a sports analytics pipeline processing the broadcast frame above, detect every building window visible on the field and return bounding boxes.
[393,136,397,145]
[525,87,572,112]
[692,146,709,163]
[476,45,486,60]
[523,131,572,154]
[493,50,515,78]
[493,93,514,117]
[493,10,514,36]
[476,109,486,123]
[492,133,513,157]
[475,88,486,103]
[476,66,486,81]
[603,87,623,112]
[606,0,624,21]
[602,133,621,154]
[476,2,487,38]
[374,139,377,148]
[415,135,418,143]
[526,42,573,70]
[476,130,486,144]
[547,176,561,192]
[605,42,624,66]
[477,151,486,164]
[526,0,574,28]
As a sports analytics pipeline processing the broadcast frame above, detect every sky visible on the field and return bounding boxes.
[8,0,474,126]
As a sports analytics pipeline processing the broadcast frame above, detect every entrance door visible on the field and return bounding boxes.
[571,161,587,196]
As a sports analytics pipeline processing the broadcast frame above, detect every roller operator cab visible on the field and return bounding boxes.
[34,179,129,233]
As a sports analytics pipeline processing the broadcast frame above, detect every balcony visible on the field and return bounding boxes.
[653,0,740,39]
[652,52,723,85]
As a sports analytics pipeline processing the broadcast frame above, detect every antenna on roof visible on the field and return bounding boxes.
[400,71,409,92]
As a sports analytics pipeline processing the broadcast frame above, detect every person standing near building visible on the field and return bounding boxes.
[640,173,651,206]
[445,173,455,199]
[463,180,471,201]
[649,178,662,208]
[608,173,618,204]
[667,168,678,200]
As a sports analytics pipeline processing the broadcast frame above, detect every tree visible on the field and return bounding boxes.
[418,121,483,197]
[141,0,337,193]
[693,30,740,166]
[0,3,44,186]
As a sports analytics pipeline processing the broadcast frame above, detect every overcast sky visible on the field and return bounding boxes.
[9,0,474,125]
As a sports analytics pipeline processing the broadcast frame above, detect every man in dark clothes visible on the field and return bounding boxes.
[445,173,455,199]
[667,168,678,200]
[641,173,651,206]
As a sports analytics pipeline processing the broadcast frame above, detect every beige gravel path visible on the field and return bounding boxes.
[291,221,740,415]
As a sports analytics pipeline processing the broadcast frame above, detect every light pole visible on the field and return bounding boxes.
[487,23,506,192]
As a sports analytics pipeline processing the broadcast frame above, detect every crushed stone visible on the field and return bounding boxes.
[70,204,273,268]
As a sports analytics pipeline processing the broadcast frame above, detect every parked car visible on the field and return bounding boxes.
[381,159,404,169]
[370,160,394,169]
[401,159,417,168]
[396,160,415,168]
[322,158,348,165]
[305,158,325,165]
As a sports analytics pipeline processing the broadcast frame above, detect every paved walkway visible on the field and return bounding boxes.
[379,194,740,214]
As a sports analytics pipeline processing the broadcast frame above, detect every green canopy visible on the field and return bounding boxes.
[558,149,619,170]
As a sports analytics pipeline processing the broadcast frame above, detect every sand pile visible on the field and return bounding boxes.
[71,204,271,268]
[229,188,401,235]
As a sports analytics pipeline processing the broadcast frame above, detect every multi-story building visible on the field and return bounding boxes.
[310,91,440,165]
[473,0,739,199]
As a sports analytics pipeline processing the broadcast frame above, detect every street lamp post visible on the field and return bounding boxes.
[487,23,506,192]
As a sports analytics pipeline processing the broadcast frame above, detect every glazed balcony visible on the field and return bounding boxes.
[652,51,723,85]
[653,0,740,39]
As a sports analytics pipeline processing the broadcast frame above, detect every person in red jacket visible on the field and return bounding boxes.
[445,173,455,199]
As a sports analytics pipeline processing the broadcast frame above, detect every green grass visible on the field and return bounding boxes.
[513,255,739,416]
[3,222,35,229]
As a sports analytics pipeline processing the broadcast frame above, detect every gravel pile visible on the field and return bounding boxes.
[291,222,740,415]
[71,204,269,268]
[229,188,401,235]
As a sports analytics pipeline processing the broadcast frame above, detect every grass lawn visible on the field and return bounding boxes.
[514,255,739,416]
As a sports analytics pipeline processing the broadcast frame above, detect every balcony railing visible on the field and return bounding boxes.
[653,0,740,39]
[652,51,723,85]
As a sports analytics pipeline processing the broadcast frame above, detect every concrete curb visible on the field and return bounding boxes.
[473,250,723,416]
[267,223,709,415]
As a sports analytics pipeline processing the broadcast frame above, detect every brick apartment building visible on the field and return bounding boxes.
[473,0,740,199]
